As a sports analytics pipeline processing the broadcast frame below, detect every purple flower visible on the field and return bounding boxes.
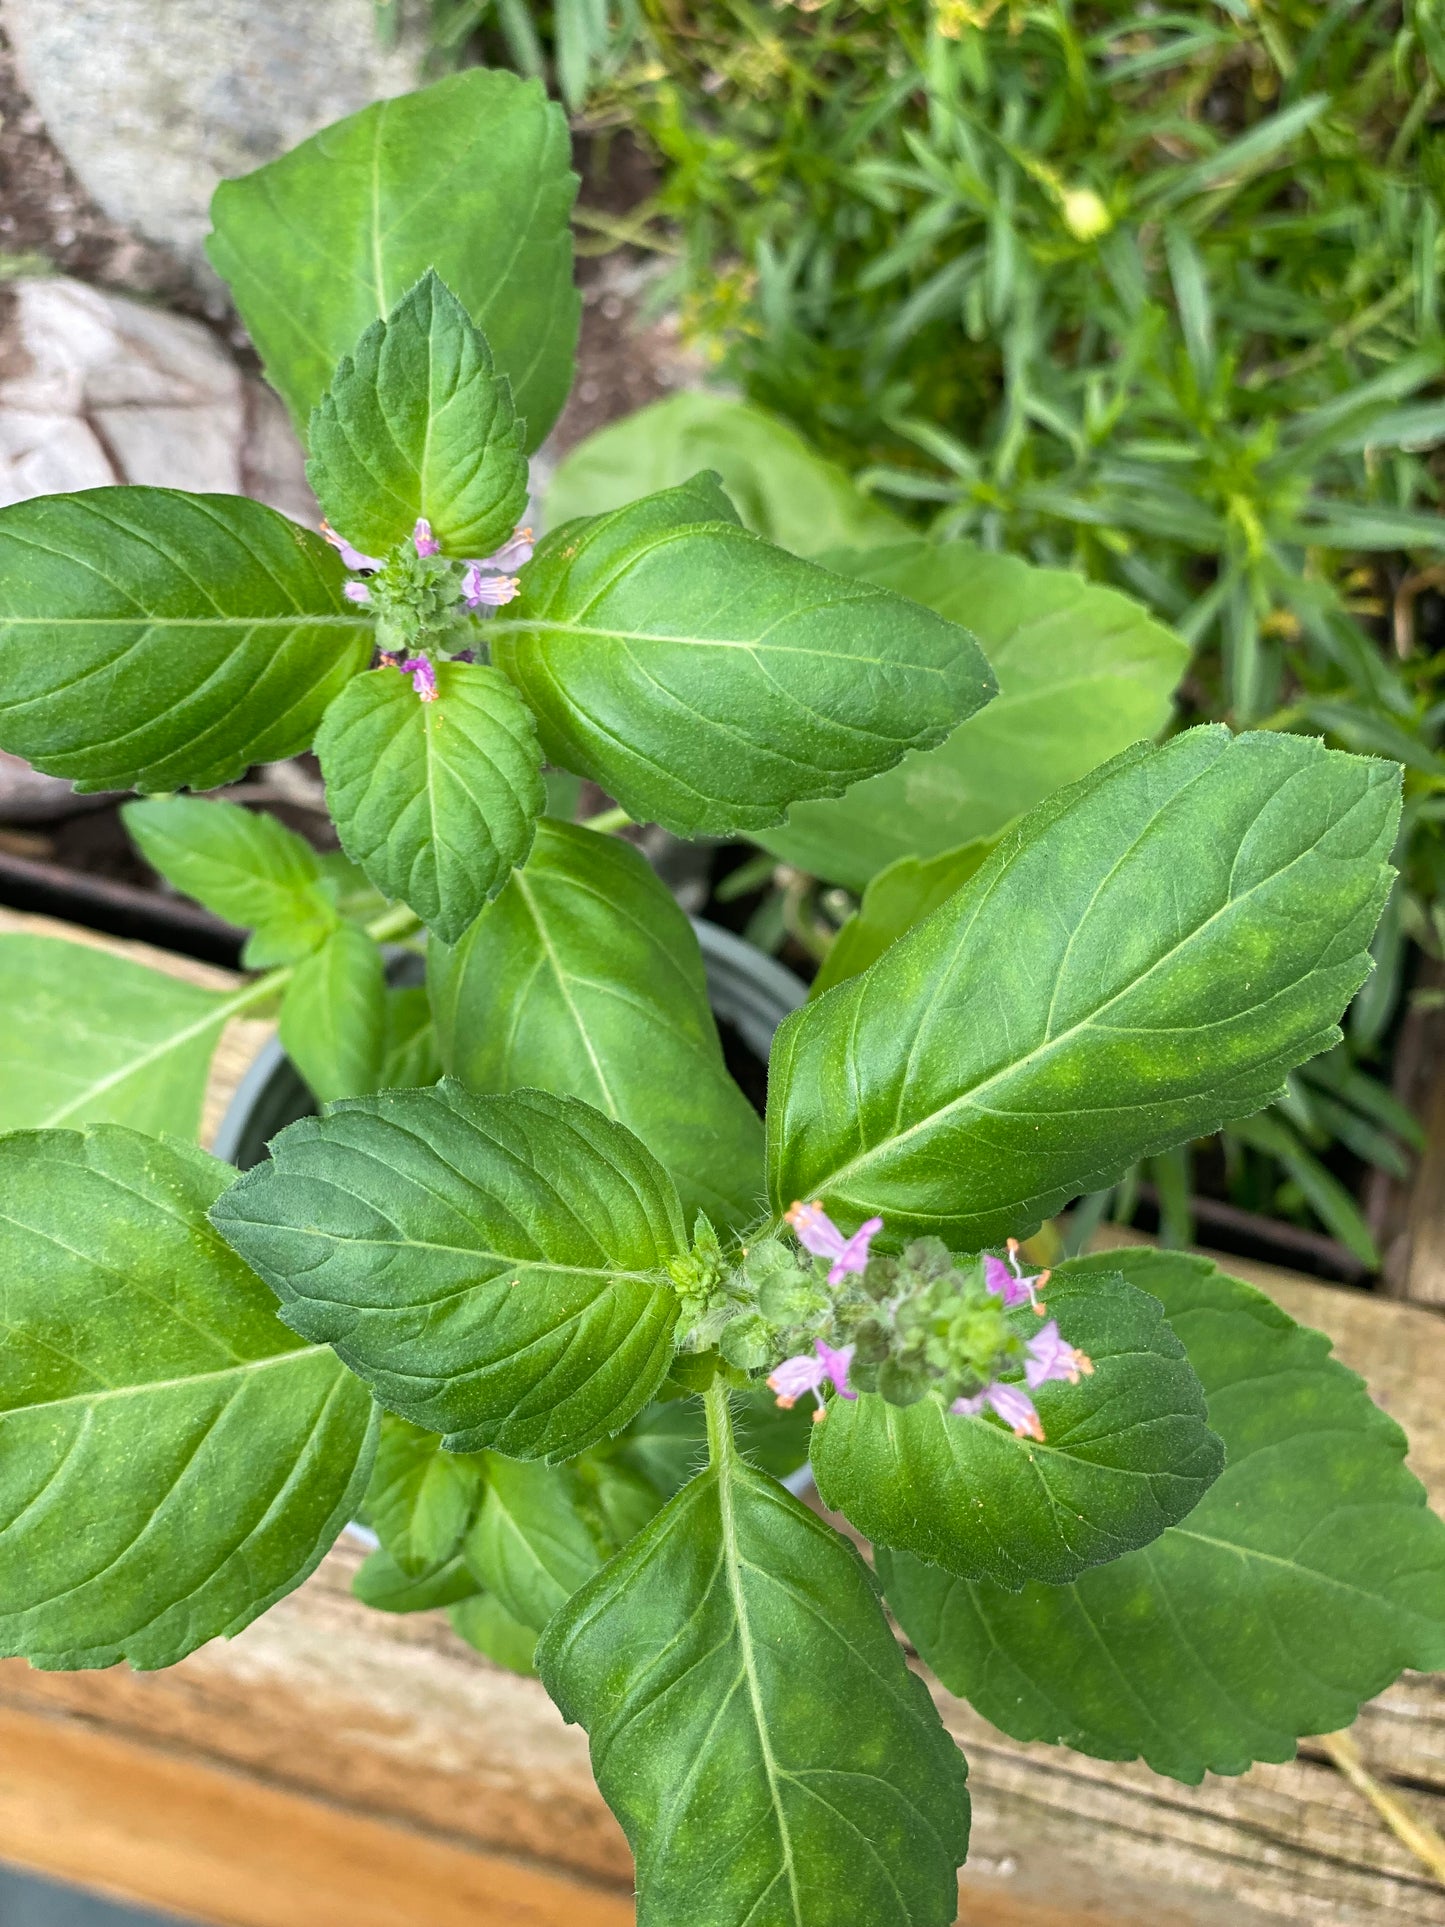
[951,1380,1044,1441]
[767,1338,857,1417]
[461,561,522,610]
[478,527,534,572]
[413,517,441,558]
[1024,1319,1093,1390]
[399,655,438,702]
[983,1237,1049,1315]
[784,1200,884,1285]
[343,581,372,605]
[321,520,382,573]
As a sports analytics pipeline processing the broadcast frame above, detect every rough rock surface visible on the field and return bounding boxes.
[2,0,427,273]
[0,276,312,519]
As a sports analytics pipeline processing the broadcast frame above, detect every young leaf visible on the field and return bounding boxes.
[308,271,529,562]
[209,1082,686,1461]
[353,1547,480,1613]
[768,728,1400,1247]
[316,661,545,945]
[430,819,764,1228]
[449,1591,539,1674]
[278,922,387,1104]
[538,1443,970,1927]
[810,838,996,997]
[758,540,1187,888]
[0,935,233,1139]
[207,70,578,452]
[490,477,996,837]
[546,391,910,558]
[811,1270,1223,1588]
[364,1412,486,1578]
[0,490,372,793]
[0,1127,377,1670]
[464,1455,610,1631]
[881,1249,1445,1782]
[379,985,442,1089]
[124,797,340,968]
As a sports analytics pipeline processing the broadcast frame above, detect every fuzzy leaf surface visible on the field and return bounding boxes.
[811,1271,1222,1588]
[208,70,578,450]
[209,1082,685,1460]
[0,1128,376,1670]
[317,661,544,944]
[538,1448,970,1927]
[768,728,1400,1247]
[431,819,763,1227]
[880,1249,1445,1781]
[760,541,1187,888]
[0,489,371,793]
[308,271,529,560]
[491,476,995,837]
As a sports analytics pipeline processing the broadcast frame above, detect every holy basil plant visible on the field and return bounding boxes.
[0,67,1441,1927]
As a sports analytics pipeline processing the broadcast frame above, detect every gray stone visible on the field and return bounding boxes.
[0,275,313,520]
[2,0,427,274]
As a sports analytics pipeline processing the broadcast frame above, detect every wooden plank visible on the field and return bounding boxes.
[0,1702,633,1927]
[0,905,272,1149]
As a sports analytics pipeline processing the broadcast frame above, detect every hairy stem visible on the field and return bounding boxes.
[580,805,633,835]
[704,1375,736,1469]
[218,901,424,1019]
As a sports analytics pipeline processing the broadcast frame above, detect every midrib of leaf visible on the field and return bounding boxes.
[7,1342,327,1417]
[707,1385,803,1926]
[0,617,368,629]
[490,618,954,672]
[807,772,1361,1200]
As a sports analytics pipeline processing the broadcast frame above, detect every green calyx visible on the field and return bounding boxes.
[366,539,479,656]
[672,1220,1035,1413]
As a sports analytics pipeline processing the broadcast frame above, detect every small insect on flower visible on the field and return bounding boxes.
[767,1339,857,1418]
[983,1237,1049,1314]
[785,1200,884,1285]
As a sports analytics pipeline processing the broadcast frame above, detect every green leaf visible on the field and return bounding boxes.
[308,271,529,561]
[379,985,442,1088]
[546,392,910,558]
[767,728,1400,1247]
[810,839,995,998]
[758,541,1187,888]
[0,935,234,1139]
[316,661,544,945]
[448,1590,538,1673]
[209,1082,686,1461]
[464,1454,609,1631]
[881,1249,1445,1782]
[364,1412,486,1577]
[0,489,372,794]
[537,1437,970,1927]
[278,922,387,1105]
[491,478,995,838]
[811,1270,1222,1588]
[207,70,578,453]
[124,797,339,968]
[431,819,764,1228]
[353,1547,480,1612]
[0,1127,377,1670]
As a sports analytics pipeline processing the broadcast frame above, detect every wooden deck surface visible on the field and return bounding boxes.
[3,913,1445,1924]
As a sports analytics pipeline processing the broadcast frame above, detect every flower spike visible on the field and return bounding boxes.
[983,1238,1049,1314]
[412,517,441,557]
[399,655,438,701]
[767,1339,857,1416]
[321,520,382,572]
[951,1380,1045,1441]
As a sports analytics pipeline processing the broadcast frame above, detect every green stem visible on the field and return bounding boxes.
[580,805,633,835]
[704,1376,736,1468]
[217,901,424,1020]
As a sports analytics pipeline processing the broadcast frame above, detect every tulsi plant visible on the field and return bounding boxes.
[0,68,1442,1927]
